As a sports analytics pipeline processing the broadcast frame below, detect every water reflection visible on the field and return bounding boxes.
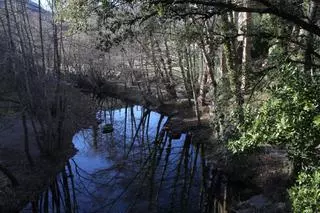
[23,103,229,213]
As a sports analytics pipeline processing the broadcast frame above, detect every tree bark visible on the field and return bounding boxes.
[177,46,192,105]
[304,1,318,76]
[22,111,34,166]
[222,12,244,124]
[240,0,252,93]
[186,45,201,125]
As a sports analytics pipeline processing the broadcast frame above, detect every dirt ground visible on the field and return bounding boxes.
[0,114,77,212]
[155,99,211,133]
[0,88,97,212]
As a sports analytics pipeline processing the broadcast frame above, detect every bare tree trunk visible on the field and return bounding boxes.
[149,34,165,102]
[22,111,34,166]
[221,49,231,96]
[4,0,36,161]
[38,0,46,74]
[155,39,177,98]
[164,38,174,81]
[222,13,244,124]
[186,45,201,125]
[198,35,217,101]
[4,0,15,60]
[199,58,208,106]
[177,47,192,105]
[240,0,252,93]
[304,1,318,76]
[51,0,64,152]
[164,38,177,98]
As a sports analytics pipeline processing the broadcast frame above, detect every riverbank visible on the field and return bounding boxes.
[76,78,212,132]
[98,87,293,211]
[0,115,77,212]
[0,88,97,212]
[0,82,293,212]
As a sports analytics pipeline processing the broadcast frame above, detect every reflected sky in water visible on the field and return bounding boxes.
[23,105,228,213]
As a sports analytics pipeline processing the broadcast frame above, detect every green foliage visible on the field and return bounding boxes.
[289,169,320,213]
[58,0,92,32]
[251,14,273,59]
[229,64,320,169]
[313,114,320,127]
[155,3,164,16]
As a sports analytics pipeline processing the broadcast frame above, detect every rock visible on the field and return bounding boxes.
[102,124,114,134]
[274,203,287,212]
[233,194,288,213]
[0,171,11,189]
[245,194,271,208]
[205,145,293,212]
[226,145,293,192]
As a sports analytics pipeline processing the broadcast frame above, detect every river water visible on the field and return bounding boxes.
[22,105,230,213]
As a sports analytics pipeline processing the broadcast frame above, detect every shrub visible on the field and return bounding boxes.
[228,64,320,171]
[289,169,320,213]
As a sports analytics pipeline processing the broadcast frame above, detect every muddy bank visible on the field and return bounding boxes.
[0,115,76,212]
[77,78,212,133]
[0,88,97,212]
[0,145,78,212]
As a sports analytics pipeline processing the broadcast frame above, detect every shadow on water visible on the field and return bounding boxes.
[22,99,232,213]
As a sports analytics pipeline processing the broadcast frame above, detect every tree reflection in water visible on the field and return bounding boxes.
[23,100,230,213]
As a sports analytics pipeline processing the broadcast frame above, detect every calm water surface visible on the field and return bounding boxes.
[22,105,229,213]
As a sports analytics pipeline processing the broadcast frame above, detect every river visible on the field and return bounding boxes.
[22,104,230,213]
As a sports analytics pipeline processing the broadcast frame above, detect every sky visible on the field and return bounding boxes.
[31,0,51,11]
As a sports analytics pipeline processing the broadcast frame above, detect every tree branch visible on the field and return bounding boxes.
[152,0,320,37]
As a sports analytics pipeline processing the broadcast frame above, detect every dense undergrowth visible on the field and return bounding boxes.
[229,64,320,212]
